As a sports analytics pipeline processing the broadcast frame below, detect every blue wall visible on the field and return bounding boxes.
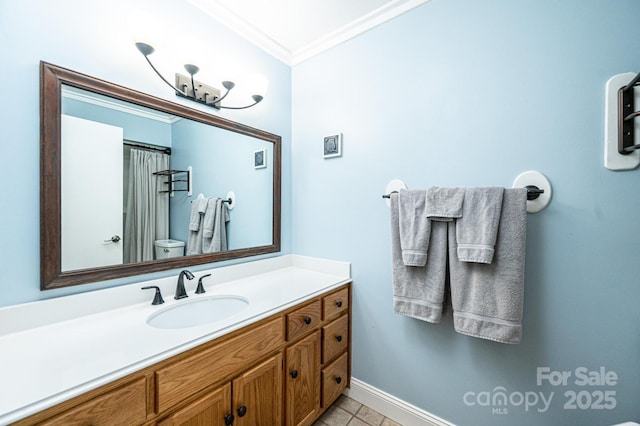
[0,0,291,306]
[292,0,640,424]
[170,119,273,249]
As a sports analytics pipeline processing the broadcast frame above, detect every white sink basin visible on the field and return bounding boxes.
[147,296,249,329]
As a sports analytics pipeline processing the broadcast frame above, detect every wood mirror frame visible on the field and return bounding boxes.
[40,61,281,290]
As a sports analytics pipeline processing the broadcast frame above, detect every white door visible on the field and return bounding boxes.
[61,114,123,271]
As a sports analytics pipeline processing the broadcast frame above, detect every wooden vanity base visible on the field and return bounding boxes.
[14,282,352,426]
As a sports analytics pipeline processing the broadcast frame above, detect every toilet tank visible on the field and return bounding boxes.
[154,239,185,259]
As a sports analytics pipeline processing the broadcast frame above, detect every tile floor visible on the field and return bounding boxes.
[313,395,402,426]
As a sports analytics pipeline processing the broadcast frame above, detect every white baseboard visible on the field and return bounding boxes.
[344,377,454,426]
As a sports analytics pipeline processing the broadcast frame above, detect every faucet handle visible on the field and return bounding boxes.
[195,274,211,294]
[142,286,165,305]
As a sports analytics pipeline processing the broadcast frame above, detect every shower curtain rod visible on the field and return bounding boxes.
[124,140,171,155]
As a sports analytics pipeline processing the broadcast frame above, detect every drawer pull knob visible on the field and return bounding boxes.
[290,370,299,379]
[336,300,343,308]
[336,335,343,342]
[304,316,312,325]
[224,413,235,425]
[335,376,342,384]
[237,405,247,417]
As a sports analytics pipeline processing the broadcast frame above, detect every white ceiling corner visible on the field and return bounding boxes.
[187,0,431,66]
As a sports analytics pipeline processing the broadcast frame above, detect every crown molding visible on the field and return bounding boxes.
[187,0,431,66]
[187,0,293,65]
[291,0,432,65]
[61,86,180,124]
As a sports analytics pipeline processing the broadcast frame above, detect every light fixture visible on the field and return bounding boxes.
[132,33,267,110]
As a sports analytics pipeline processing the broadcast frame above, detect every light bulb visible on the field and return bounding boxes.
[246,73,268,98]
[218,57,240,87]
[175,36,205,72]
[127,10,163,53]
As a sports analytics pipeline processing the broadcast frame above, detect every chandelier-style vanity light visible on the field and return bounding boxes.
[130,11,268,110]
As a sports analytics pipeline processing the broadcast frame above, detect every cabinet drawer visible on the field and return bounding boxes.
[286,300,321,341]
[321,352,348,407]
[322,314,349,364]
[39,377,147,426]
[322,288,348,321]
[156,317,284,413]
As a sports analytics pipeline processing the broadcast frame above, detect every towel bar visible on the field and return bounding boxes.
[381,170,552,214]
[382,187,544,199]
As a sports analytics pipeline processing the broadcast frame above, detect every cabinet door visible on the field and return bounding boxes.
[232,353,283,426]
[158,383,232,426]
[285,330,320,426]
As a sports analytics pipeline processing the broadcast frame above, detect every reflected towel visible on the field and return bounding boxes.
[202,198,218,239]
[187,197,210,254]
[188,196,208,231]
[203,199,230,253]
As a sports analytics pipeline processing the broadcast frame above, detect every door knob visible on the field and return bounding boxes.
[104,235,121,243]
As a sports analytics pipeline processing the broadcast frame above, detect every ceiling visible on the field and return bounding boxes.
[187,0,431,65]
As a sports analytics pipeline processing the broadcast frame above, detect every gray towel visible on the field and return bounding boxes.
[398,189,431,266]
[202,198,218,239]
[456,187,504,264]
[425,187,465,221]
[203,199,230,253]
[448,188,527,344]
[188,197,208,231]
[186,222,203,255]
[187,197,211,254]
[390,193,447,323]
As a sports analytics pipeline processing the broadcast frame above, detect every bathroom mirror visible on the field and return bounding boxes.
[40,62,281,290]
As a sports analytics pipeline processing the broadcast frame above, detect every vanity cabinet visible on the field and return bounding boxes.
[14,283,351,426]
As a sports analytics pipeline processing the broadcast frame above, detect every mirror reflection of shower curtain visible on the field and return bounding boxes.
[123,148,170,263]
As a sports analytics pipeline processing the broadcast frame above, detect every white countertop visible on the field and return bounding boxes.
[0,255,350,425]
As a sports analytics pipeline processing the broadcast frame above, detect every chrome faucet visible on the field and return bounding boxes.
[175,270,195,300]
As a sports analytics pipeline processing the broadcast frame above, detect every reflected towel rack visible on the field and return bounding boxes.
[190,193,234,207]
[154,168,191,195]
